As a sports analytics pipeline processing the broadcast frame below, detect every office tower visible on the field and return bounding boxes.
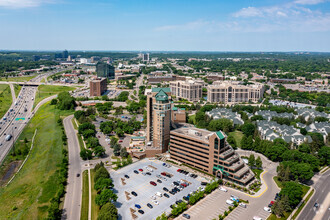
[90,78,107,96]
[170,79,203,102]
[96,62,115,79]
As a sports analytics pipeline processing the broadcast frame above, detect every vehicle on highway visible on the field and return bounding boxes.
[220,187,228,192]
[264,207,271,213]
[183,214,191,219]
[5,134,12,141]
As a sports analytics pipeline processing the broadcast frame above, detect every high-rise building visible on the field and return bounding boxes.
[170,127,255,186]
[170,79,203,102]
[90,78,107,96]
[142,53,150,62]
[96,62,115,79]
[146,88,172,156]
[207,81,264,104]
[63,50,69,59]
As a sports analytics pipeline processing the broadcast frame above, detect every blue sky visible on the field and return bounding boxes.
[0,0,329,51]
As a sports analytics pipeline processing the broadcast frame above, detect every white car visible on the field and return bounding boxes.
[151,195,156,200]
[239,203,247,208]
[219,187,228,192]
[153,200,159,205]
[263,207,271,213]
[253,217,263,220]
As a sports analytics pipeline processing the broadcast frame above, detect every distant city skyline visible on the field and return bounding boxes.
[0,0,329,52]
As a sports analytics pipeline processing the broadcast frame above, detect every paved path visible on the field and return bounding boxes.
[9,83,16,101]
[62,115,83,220]
[298,169,330,220]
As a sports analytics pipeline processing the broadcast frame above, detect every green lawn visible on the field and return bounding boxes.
[0,75,36,82]
[91,170,100,220]
[34,85,75,108]
[0,103,73,219]
[81,170,89,220]
[228,131,244,148]
[72,118,78,130]
[0,84,12,119]
[252,169,263,180]
[14,84,22,98]
[77,134,85,151]
[188,114,196,124]
[273,176,284,188]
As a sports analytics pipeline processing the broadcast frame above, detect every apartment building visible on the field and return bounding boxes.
[146,88,172,156]
[90,78,107,96]
[170,79,203,102]
[170,126,255,186]
[207,81,264,104]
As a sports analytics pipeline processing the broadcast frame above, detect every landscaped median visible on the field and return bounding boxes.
[81,170,89,220]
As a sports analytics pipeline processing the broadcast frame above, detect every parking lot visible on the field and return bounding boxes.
[111,158,208,220]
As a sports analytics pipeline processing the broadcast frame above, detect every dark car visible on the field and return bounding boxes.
[161,172,167,176]
[175,199,183,204]
[183,196,189,201]
[170,204,175,209]
[314,202,319,208]
[183,214,191,219]
[147,203,153,209]
[146,172,151,175]
[138,210,144,214]
[173,181,179,186]
[134,170,139,174]
[124,174,130,179]
[201,182,208,185]
[131,191,138,196]
[163,187,169,192]
[164,193,170,198]
[157,179,162,183]
[76,173,80,177]
[169,191,175,195]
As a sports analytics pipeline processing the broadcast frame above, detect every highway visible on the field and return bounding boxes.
[62,115,83,220]
[298,169,330,220]
[0,86,37,164]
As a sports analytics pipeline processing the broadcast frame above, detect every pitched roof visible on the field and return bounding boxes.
[155,89,169,101]
[152,87,171,93]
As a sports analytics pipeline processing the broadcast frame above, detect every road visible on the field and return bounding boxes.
[62,115,83,220]
[9,84,16,102]
[298,169,330,220]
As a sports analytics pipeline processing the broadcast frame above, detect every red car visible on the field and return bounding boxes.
[161,172,167,176]
[181,183,187,187]
[270,201,275,205]
[139,169,143,172]
[177,169,181,172]
[119,140,123,143]
[150,181,157,186]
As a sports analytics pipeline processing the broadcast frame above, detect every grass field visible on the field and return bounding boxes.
[81,170,89,220]
[34,85,75,108]
[0,75,36,82]
[14,84,22,98]
[0,84,12,119]
[91,169,99,220]
[229,131,244,148]
[0,103,73,219]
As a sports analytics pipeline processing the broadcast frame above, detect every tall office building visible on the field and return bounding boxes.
[146,88,172,156]
[170,127,255,186]
[90,78,107,96]
[142,53,150,62]
[96,62,115,79]
[207,81,264,104]
[170,79,203,102]
[62,50,69,59]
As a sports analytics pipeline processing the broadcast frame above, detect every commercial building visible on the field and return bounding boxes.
[90,78,107,96]
[146,88,172,156]
[142,53,150,62]
[207,81,264,104]
[96,62,115,79]
[171,107,186,124]
[170,126,255,186]
[170,79,203,102]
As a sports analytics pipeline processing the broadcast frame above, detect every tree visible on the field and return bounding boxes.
[50,98,58,105]
[241,123,256,137]
[74,110,85,120]
[113,144,121,156]
[57,91,76,110]
[255,156,262,168]
[80,149,93,160]
[227,135,237,149]
[207,118,233,133]
[300,128,307,135]
[95,189,118,206]
[120,147,129,158]
[110,137,118,147]
[248,154,255,167]
[280,181,303,208]
[94,146,106,157]
[318,146,330,166]
[95,178,114,192]
[94,166,110,182]
[156,213,168,220]
[251,115,264,121]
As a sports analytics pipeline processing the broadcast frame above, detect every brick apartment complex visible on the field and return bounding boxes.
[171,107,186,123]
[170,126,254,186]
[207,81,264,104]
[170,79,203,102]
[146,88,172,157]
[90,78,107,96]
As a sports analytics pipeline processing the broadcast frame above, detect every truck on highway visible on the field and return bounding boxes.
[5,134,12,141]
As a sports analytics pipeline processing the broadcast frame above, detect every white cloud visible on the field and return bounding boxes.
[232,7,263,17]
[0,0,53,8]
[155,20,209,31]
[294,0,327,5]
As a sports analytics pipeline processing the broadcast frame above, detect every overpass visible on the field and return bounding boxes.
[0,81,85,87]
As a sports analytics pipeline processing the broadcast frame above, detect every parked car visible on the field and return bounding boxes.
[226,200,234,206]
[135,204,141,209]
[253,217,263,220]
[163,187,169,192]
[164,193,170,198]
[150,181,157,186]
[131,191,138,196]
[134,170,139,174]
[239,203,247,208]
[219,187,228,192]
[157,179,162,183]
[201,182,208,185]
[183,214,191,219]
[156,192,162,197]
[124,174,130,179]
[147,203,153,209]
[139,168,143,172]
[138,210,144,214]
[146,172,151,175]
[264,207,271,213]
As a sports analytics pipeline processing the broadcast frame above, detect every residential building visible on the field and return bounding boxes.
[146,88,172,156]
[171,107,186,124]
[207,81,264,104]
[90,78,107,96]
[170,126,255,186]
[206,108,244,125]
[96,62,115,79]
[170,79,203,102]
